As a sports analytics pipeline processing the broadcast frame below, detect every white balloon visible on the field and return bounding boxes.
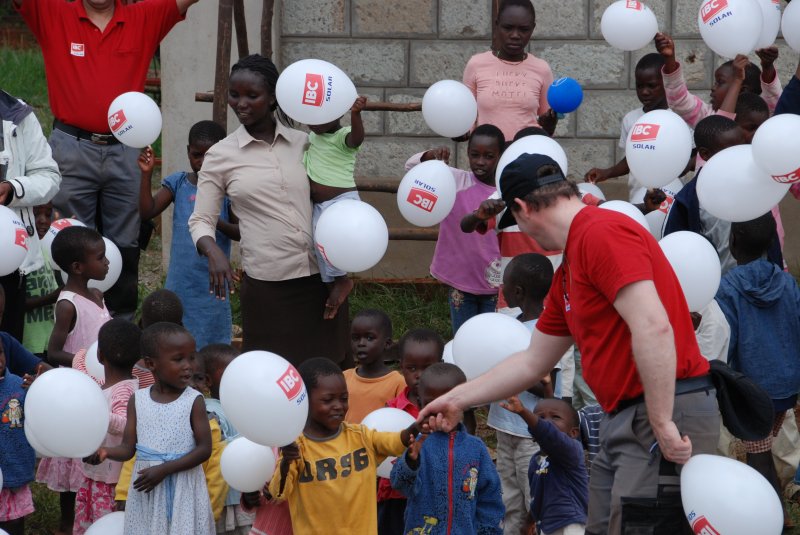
[659,231,721,312]
[0,205,29,277]
[275,59,358,125]
[220,351,309,447]
[681,454,783,535]
[24,423,60,458]
[626,110,693,188]
[40,218,86,271]
[698,0,763,58]
[782,0,800,53]
[85,511,125,535]
[220,437,277,492]
[361,408,416,479]
[85,341,104,383]
[751,114,800,184]
[697,145,790,222]
[755,0,782,49]
[442,340,455,364]
[598,200,649,230]
[107,92,162,148]
[600,0,659,51]
[396,161,457,227]
[453,313,532,381]
[0,466,3,489]
[63,237,123,294]
[577,182,606,201]
[421,80,478,138]
[315,199,388,273]
[645,209,667,240]
[496,136,569,192]
[24,368,110,458]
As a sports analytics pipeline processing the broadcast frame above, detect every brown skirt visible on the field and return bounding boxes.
[240,273,350,367]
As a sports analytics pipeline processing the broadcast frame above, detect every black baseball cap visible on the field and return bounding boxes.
[497,153,567,229]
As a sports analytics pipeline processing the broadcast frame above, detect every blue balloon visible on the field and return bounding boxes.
[547,77,584,115]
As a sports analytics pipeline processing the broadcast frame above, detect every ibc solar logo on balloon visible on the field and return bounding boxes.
[407,182,439,213]
[14,227,27,250]
[302,73,333,108]
[687,512,721,535]
[625,0,643,10]
[700,0,730,25]
[108,109,130,134]
[772,166,800,184]
[630,123,659,149]
[276,365,305,404]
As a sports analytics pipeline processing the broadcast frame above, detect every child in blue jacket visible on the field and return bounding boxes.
[391,363,504,534]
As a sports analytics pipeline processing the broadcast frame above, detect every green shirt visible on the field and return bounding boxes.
[303,126,359,188]
[23,258,58,354]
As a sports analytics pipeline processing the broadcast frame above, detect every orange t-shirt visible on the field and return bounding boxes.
[343,369,407,423]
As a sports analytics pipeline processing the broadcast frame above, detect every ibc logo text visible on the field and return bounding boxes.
[773,166,800,184]
[108,110,127,132]
[277,366,303,401]
[631,123,660,142]
[14,228,27,250]
[303,74,324,107]
[700,0,728,24]
[626,1,643,10]
[407,188,438,212]
[691,516,721,535]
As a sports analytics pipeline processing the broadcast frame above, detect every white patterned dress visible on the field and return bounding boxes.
[124,386,214,535]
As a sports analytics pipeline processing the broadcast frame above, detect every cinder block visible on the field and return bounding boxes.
[281,0,349,36]
[553,110,577,138]
[440,0,492,39]
[340,88,384,136]
[534,0,589,40]
[559,137,616,178]
[630,40,712,90]
[355,137,455,178]
[385,90,436,136]
[589,0,670,40]
[352,0,437,37]
[409,41,489,86]
[537,41,628,89]
[672,0,701,38]
[281,40,408,86]
[577,90,641,138]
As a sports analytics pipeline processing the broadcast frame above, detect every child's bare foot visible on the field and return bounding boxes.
[324,277,354,319]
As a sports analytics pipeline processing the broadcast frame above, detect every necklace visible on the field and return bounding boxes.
[493,48,527,64]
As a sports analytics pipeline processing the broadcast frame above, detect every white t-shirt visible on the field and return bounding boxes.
[696,300,730,362]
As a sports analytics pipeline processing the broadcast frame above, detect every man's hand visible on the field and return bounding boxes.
[421,147,451,164]
[653,421,692,464]
[0,182,13,206]
[416,393,464,433]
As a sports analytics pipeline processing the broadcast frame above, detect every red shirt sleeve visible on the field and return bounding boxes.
[17,0,58,41]
[536,268,571,337]
[128,0,186,44]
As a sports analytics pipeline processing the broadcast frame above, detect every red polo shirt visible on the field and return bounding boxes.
[536,206,709,413]
[17,0,184,133]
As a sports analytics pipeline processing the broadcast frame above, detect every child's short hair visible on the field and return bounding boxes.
[397,328,445,361]
[352,308,393,338]
[198,343,239,377]
[693,115,739,152]
[141,289,184,328]
[298,357,344,394]
[188,120,226,146]
[50,226,103,272]
[98,318,142,370]
[548,397,580,429]
[719,60,762,95]
[513,126,549,141]
[470,124,505,149]
[505,253,554,301]
[497,0,535,20]
[735,92,769,118]
[731,213,777,259]
[419,362,467,395]
[635,52,665,73]
[141,322,192,360]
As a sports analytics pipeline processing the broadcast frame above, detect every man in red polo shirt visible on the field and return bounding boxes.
[13,0,200,319]
[420,154,721,534]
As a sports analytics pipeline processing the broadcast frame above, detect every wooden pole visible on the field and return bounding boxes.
[232,0,249,58]
[213,0,234,126]
[261,0,275,59]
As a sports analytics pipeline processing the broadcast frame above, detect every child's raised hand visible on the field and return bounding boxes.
[585,168,609,184]
[732,54,749,80]
[407,433,427,462]
[137,146,155,174]
[756,46,779,69]
[500,395,524,414]
[654,33,675,59]
[133,464,169,493]
[475,198,506,220]
[280,442,301,462]
[83,447,109,465]
[421,146,450,163]
[351,96,367,114]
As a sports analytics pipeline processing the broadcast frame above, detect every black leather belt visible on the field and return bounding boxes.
[53,119,119,145]
[611,374,714,415]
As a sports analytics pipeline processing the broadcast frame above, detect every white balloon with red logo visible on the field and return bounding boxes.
[85,341,104,383]
[0,205,29,277]
[697,0,763,58]
[782,0,800,53]
[220,437,277,492]
[751,114,800,184]
[697,145,790,222]
[645,209,667,240]
[600,0,659,51]
[40,218,86,271]
[681,454,782,535]
[63,237,122,294]
[755,0,782,49]
[362,408,416,478]
[421,80,478,138]
[598,200,649,230]
[275,59,358,125]
[453,313,532,381]
[625,110,693,188]
[577,182,606,201]
[85,511,125,535]
[659,231,721,312]
[396,160,457,227]
[220,351,309,447]
[496,136,569,192]
[107,92,162,148]
[315,199,388,273]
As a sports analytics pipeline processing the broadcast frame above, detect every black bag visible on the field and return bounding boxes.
[708,359,774,441]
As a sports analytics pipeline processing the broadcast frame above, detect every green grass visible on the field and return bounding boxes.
[0,47,52,133]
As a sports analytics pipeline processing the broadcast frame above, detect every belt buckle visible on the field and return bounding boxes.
[90,133,110,145]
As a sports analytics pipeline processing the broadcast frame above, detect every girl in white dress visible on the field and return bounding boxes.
[85,322,214,534]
